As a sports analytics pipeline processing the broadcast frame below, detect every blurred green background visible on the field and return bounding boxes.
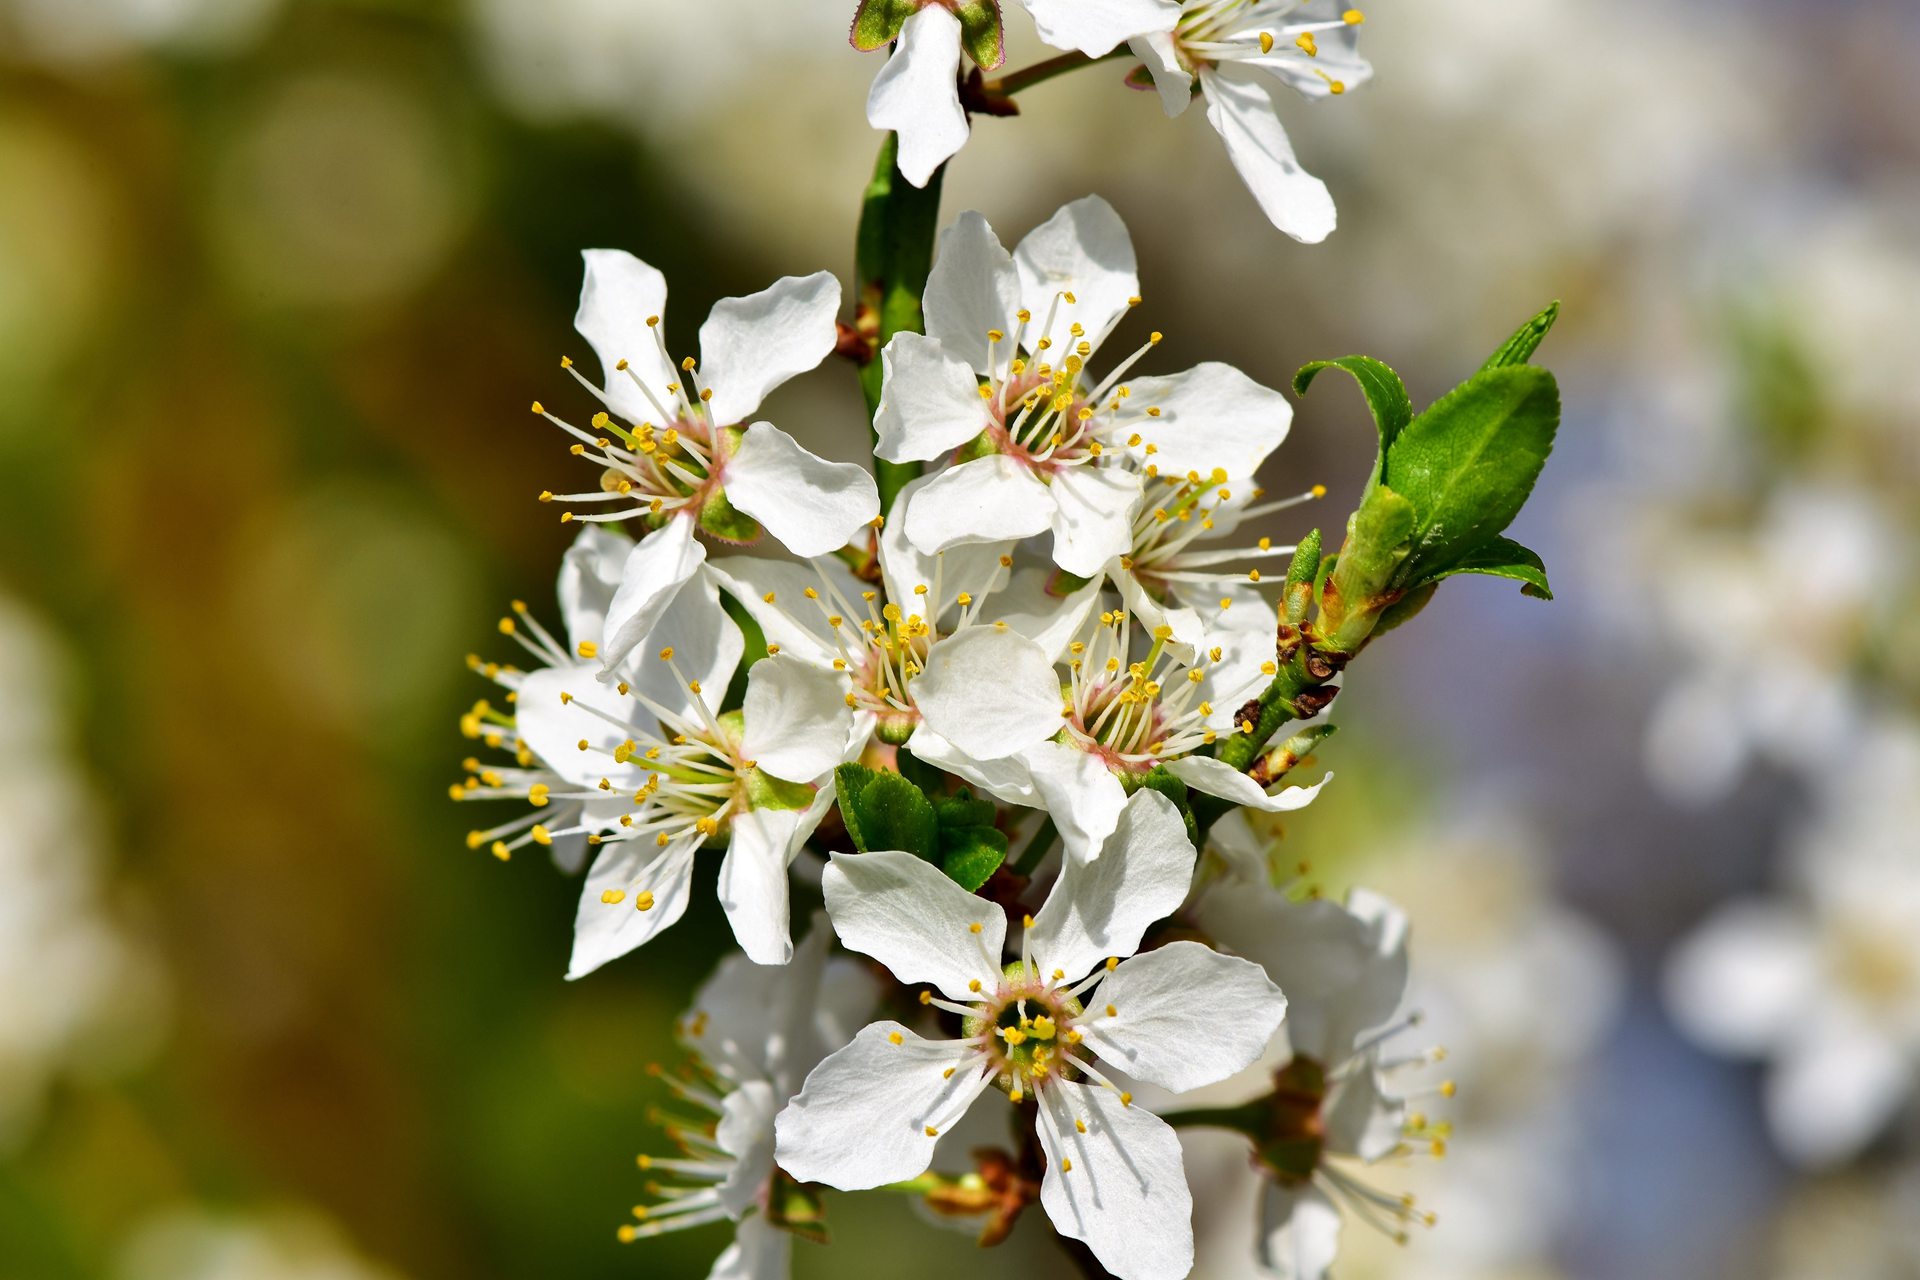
[2,0,1916,1277]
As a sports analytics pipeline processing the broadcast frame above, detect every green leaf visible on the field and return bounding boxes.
[1293,356,1412,488]
[833,763,938,861]
[1139,767,1198,846]
[1381,365,1560,584]
[955,0,1006,70]
[1419,535,1554,600]
[1480,301,1560,372]
[938,824,1008,892]
[934,787,997,830]
[849,0,921,51]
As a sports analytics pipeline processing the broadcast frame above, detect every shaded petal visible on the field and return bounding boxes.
[1322,1065,1405,1161]
[1129,31,1192,117]
[1663,900,1818,1057]
[905,455,1053,555]
[987,565,1106,663]
[719,808,801,966]
[1124,361,1292,482]
[574,249,674,424]
[599,517,707,678]
[1036,1079,1194,1280]
[1162,756,1331,813]
[1014,195,1141,351]
[556,525,634,654]
[743,655,855,783]
[882,471,1015,625]
[822,850,1005,999]
[1200,67,1335,244]
[708,1212,790,1280]
[867,6,968,188]
[1028,789,1195,981]
[905,727,1042,808]
[713,1080,778,1218]
[1079,942,1286,1092]
[1766,1013,1912,1168]
[775,1022,991,1188]
[1049,465,1145,577]
[1023,0,1178,58]
[923,209,1020,374]
[1026,739,1128,866]
[628,568,744,725]
[725,421,879,557]
[1110,563,1205,660]
[914,624,1064,762]
[706,554,863,669]
[874,331,990,464]
[567,837,699,979]
[1259,1181,1342,1280]
[516,664,642,789]
[699,272,840,425]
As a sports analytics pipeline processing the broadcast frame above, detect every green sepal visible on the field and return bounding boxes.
[1479,300,1560,372]
[955,0,1006,70]
[833,763,938,860]
[938,822,1008,892]
[1293,355,1412,490]
[850,0,921,51]
[1282,528,1322,625]
[698,483,762,545]
[1140,766,1198,846]
[1418,535,1554,600]
[1381,365,1560,585]
[747,768,816,814]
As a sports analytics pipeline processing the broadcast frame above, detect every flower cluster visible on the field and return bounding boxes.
[451,15,1568,1278]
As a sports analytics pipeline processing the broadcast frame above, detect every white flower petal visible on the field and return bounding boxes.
[515,664,640,789]
[904,727,1042,808]
[1195,887,1408,1064]
[923,209,1020,374]
[1049,465,1145,577]
[1129,31,1192,117]
[822,850,1005,999]
[1200,67,1335,244]
[573,249,675,424]
[742,655,855,783]
[1079,942,1286,1092]
[874,331,990,464]
[884,473,1017,615]
[629,568,744,725]
[557,525,634,654]
[988,565,1106,663]
[1023,0,1178,58]
[776,1022,990,1188]
[706,554,864,669]
[867,6,968,189]
[1025,739,1129,865]
[1244,14,1372,101]
[1014,195,1141,351]
[1110,564,1204,660]
[698,271,840,426]
[599,517,707,677]
[1124,361,1292,481]
[1322,1065,1405,1161]
[1162,756,1331,813]
[1028,789,1195,981]
[1036,1079,1194,1280]
[567,837,699,979]
[1663,900,1818,1057]
[719,808,804,966]
[725,421,879,558]
[1259,1181,1342,1280]
[913,624,1064,762]
[713,1080,778,1218]
[1766,1013,1912,1168]
[707,1212,790,1280]
[905,455,1053,555]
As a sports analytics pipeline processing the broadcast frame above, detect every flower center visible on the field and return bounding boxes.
[1061,609,1222,774]
[965,967,1084,1093]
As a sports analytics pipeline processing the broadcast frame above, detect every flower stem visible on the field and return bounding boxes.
[1009,815,1058,876]
[983,48,1129,98]
[855,134,945,515]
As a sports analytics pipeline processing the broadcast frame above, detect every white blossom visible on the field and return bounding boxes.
[776,790,1287,1280]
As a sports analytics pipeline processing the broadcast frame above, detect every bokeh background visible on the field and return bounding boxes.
[2,0,1917,1277]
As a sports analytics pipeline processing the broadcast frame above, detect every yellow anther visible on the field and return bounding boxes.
[1105,1004,1117,1018]
[1440,1080,1457,1098]
[1105,956,1119,971]
[1295,31,1317,55]
[1022,913,1035,928]
[601,889,626,904]
[1075,1119,1087,1134]
[968,979,983,992]
[1063,291,1077,304]
[1149,331,1163,344]
[635,891,656,911]
[688,679,702,694]
[577,640,599,659]
[888,1031,904,1046]
[1260,31,1275,53]
[1344,7,1365,22]
[538,490,553,503]
[497,616,517,635]
[531,825,553,846]
[969,922,983,934]
[925,1126,940,1137]
[530,401,545,415]
[1119,1092,1133,1107]
[491,841,511,861]
[1061,1157,1073,1172]
[528,784,551,807]
[943,1067,956,1079]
